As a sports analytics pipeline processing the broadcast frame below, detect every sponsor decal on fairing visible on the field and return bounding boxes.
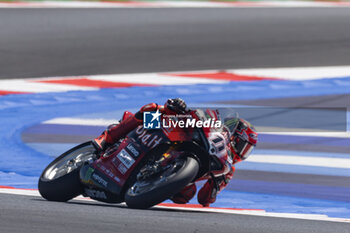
[96,163,121,183]
[117,163,128,174]
[92,173,108,188]
[135,126,163,148]
[126,143,140,157]
[116,149,135,169]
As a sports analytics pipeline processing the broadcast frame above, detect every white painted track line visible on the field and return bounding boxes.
[1,66,350,94]
[232,66,350,80]
[0,187,349,223]
[0,80,97,93]
[43,117,117,126]
[87,73,228,85]
[247,155,350,169]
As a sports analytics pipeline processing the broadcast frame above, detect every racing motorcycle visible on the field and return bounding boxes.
[38,108,230,209]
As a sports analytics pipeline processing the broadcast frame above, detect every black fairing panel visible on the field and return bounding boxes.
[79,163,123,203]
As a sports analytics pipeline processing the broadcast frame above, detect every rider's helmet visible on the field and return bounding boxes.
[224,117,258,162]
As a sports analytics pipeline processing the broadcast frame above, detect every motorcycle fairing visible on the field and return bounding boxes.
[81,108,228,201]
[84,127,169,197]
[79,163,123,203]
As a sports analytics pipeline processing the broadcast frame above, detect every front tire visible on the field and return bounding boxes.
[125,156,199,209]
[38,142,95,202]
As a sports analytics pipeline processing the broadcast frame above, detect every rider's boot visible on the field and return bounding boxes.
[197,167,235,207]
[170,183,197,204]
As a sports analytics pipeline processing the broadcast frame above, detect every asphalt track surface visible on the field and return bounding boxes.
[1,7,350,233]
[1,8,350,79]
[1,193,349,233]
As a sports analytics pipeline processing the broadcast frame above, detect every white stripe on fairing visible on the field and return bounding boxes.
[0,188,349,223]
[43,117,117,126]
[247,154,350,169]
[230,66,350,81]
[0,80,97,93]
[87,73,228,85]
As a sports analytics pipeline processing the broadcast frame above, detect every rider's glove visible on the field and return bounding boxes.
[165,98,187,114]
[197,178,218,207]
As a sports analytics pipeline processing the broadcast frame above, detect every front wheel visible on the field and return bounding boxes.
[38,142,96,202]
[125,156,199,209]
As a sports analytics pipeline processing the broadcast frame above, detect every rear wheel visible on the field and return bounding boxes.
[38,142,96,202]
[125,156,199,209]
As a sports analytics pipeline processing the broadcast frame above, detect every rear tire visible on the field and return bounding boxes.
[38,142,95,202]
[125,156,199,209]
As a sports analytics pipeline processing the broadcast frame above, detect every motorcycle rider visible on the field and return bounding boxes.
[93,98,258,207]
